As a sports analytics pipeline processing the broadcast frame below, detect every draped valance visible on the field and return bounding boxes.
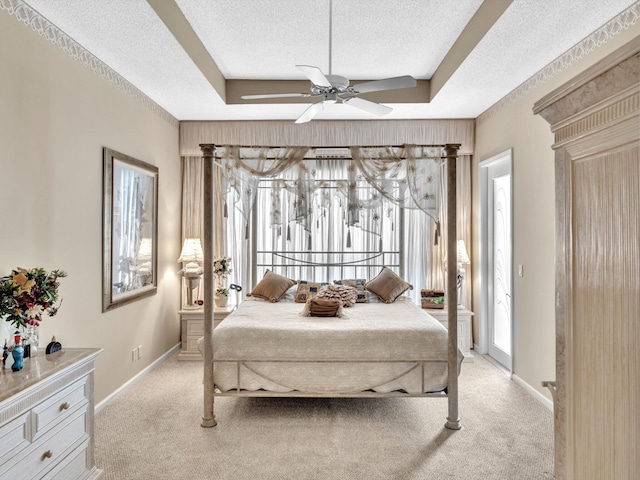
[213,144,448,244]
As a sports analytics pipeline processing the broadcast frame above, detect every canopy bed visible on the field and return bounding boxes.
[197,142,463,430]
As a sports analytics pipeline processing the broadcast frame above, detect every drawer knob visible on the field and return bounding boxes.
[42,450,53,460]
[59,402,70,411]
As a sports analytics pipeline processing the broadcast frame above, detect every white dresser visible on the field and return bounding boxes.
[178,306,235,360]
[424,309,474,362]
[0,348,103,479]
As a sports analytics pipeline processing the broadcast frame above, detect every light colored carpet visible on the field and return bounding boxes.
[95,352,554,480]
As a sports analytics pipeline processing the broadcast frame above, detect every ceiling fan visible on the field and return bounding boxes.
[241,65,417,124]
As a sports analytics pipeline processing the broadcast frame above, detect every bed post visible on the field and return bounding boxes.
[444,143,462,431]
[200,144,217,428]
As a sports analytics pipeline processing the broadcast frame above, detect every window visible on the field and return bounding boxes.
[253,159,401,283]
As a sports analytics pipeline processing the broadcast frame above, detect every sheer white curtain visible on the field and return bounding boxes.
[254,159,398,284]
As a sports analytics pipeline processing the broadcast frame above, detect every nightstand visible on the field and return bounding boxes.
[177,306,235,361]
[424,308,474,362]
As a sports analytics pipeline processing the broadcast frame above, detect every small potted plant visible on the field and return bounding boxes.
[215,285,229,306]
[213,257,232,307]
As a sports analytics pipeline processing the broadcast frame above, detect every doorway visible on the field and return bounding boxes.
[480,150,513,371]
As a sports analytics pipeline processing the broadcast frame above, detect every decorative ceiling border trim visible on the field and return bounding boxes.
[476,2,640,126]
[0,0,179,128]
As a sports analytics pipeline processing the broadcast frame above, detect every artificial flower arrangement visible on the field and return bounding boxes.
[213,257,232,297]
[215,285,230,297]
[0,267,67,329]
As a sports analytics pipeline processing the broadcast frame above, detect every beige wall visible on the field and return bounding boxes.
[473,23,640,400]
[0,12,181,404]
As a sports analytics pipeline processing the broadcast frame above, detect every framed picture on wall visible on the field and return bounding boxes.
[102,147,158,312]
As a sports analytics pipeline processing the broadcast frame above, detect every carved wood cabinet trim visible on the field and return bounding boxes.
[534,36,640,480]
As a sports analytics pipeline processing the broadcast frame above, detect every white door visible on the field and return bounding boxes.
[481,151,513,371]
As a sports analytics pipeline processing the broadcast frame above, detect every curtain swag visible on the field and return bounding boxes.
[214,144,444,241]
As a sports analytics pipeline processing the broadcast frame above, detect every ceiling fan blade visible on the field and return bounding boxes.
[351,75,417,94]
[343,97,392,116]
[295,102,324,124]
[241,93,311,100]
[296,65,332,88]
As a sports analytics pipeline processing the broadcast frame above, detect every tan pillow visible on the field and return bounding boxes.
[365,267,413,303]
[294,280,330,303]
[300,297,344,317]
[248,270,296,302]
[334,279,368,303]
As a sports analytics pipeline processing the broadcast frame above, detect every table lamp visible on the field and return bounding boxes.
[178,238,204,309]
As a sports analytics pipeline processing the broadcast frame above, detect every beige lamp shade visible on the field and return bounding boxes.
[456,240,470,265]
[443,239,471,265]
[178,238,203,270]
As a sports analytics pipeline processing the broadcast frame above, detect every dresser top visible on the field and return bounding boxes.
[0,348,102,404]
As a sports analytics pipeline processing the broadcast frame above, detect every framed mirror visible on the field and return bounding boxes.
[102,147,158,312]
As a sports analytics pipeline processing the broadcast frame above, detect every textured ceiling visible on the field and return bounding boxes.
[22,0,639,121]
[174,0,483,80]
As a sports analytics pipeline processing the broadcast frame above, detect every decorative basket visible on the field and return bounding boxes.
[420,289,445,309]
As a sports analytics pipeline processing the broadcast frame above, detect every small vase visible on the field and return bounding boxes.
[25,324,39,358]
[12,345,24,372]
[214,293,228,308]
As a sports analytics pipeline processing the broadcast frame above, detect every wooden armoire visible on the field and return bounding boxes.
[534,37,639,479]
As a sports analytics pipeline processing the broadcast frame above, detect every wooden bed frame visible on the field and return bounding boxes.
[198,143,462,430]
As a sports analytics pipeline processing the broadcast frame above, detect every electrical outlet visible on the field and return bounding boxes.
[138,345,143,359]
[518,265,524,277]
[132,348,137,362]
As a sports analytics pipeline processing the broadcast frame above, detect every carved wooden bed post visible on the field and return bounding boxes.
[444,143,462,430]
[200,143,217,428]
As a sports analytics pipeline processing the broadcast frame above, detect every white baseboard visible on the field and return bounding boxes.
[512,374,554,412]
[95,343,180,414]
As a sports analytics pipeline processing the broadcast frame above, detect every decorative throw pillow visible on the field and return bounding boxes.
[300,297,344,318]
[316,284,358,307]
[248,270,296,303]
[294,280,330,303]
[365,266,413,303]
[334,279,369,303]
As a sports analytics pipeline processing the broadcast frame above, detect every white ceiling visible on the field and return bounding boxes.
[23,0,638,121]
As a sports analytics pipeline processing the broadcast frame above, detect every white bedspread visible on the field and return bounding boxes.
[198,297,462,394]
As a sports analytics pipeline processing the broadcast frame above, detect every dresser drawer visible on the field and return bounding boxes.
[2,407,88,480]
[42,439,89,480]
[31,376,88,440]
[187,321,204,336]
[0,412,30,466]
[0,348,102,480]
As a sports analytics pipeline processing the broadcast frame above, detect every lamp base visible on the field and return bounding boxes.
[182,273,202,310]
[456,269,466,311]
[182,303,201,310]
